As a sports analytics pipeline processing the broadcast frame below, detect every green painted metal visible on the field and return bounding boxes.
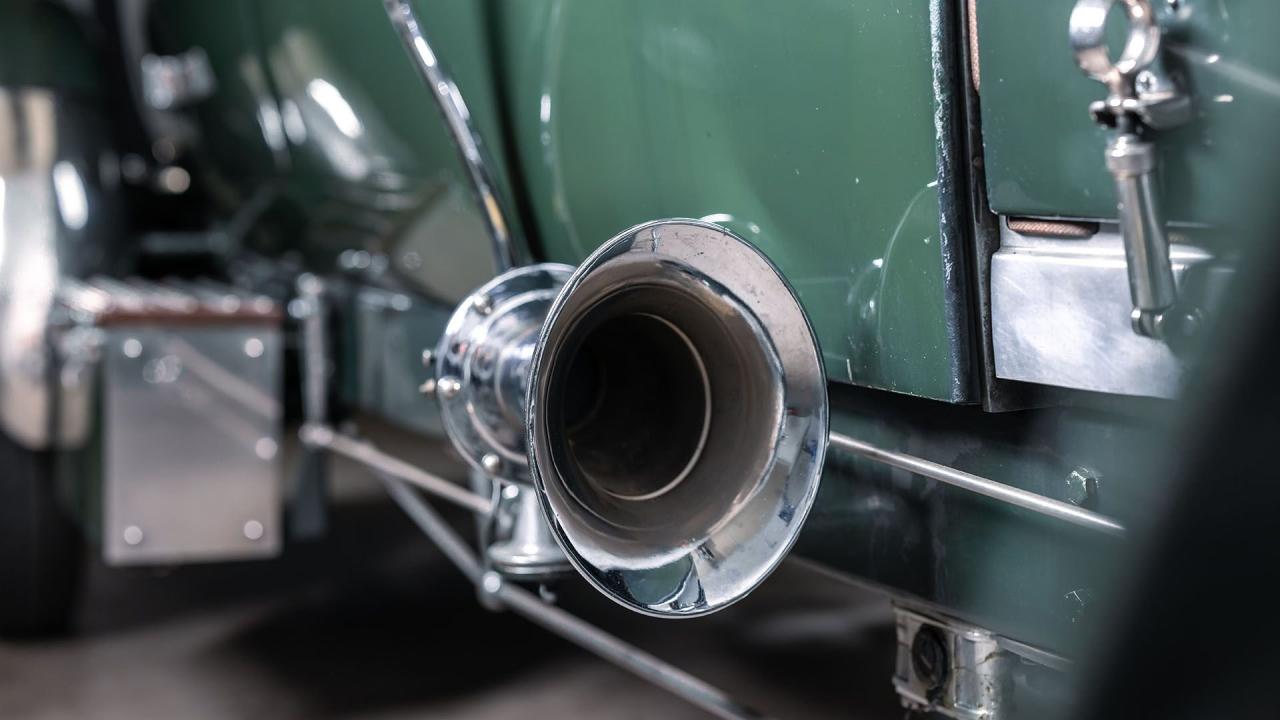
[150,0,507,295]
[801,383,1161,656]
[0,0,100,95]
[977,0,1280,229]
[494,0,975,400]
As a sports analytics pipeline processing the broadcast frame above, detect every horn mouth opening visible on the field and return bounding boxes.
[527,219,828,617]
[543,283,783,542]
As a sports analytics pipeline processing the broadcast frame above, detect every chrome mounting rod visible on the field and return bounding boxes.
[300,424,493,516]
[383,0,520,272]
[828,431,1126,537]
[300,426,767,720]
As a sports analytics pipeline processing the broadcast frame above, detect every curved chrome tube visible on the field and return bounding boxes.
[383,0,521,272]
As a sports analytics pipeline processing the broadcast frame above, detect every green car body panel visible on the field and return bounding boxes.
[155,0,978,402]
[977,0,1280,231]
[0,0,101,94]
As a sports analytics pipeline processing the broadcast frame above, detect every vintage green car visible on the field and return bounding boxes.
[2,0,1278,717]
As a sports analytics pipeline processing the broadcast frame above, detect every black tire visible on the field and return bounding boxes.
[0,432,84,638]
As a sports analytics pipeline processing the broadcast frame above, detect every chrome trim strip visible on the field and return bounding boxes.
[383,0,521,272]
[828,431,1126,537]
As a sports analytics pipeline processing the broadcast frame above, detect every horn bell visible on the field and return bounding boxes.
[526,219,828,617]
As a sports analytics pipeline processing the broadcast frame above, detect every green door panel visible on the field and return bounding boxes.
[977,0,1280,228]
[0,0,100,95]
[493,0,977,401]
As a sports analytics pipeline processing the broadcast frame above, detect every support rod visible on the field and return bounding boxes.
[828,431,1125,537]
[379,474,767,720]
[300,424,493,516]
[383,0,520,272]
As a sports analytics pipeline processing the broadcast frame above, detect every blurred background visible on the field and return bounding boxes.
[0,428,902,720]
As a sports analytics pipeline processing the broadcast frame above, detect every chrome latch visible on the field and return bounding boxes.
[1069,0,1189,338]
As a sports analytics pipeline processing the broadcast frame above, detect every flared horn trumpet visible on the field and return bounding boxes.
[526,219,828,617]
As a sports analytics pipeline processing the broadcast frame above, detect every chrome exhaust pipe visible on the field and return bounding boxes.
[527,220,827,617]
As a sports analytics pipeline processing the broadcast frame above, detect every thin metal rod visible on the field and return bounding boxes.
[828,431,1126,537]
[381,475,767,720]
[302,424,493,516]
[383,0,519,272]
[380,473,484,583]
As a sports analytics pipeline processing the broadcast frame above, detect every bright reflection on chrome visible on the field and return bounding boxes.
[52,161,88,231]
[527,220,828,618]
[306,78,364,139]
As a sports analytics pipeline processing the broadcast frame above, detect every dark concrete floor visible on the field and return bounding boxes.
[0,445,903,720]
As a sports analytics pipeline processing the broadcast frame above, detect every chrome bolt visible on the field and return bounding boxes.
[481,453,502,475]
[481,571,503,595]
[436,376,462,400]
[243,520,265,541]
[1135,69,1158,96]
[122,337,143,358]
[1066,467,1099,507]
[418,378,437,397]
[122,525,144,546]
[472,293,493,316]
[421,348,435,368]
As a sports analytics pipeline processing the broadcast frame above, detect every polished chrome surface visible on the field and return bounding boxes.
[485,479,570,578]
[1070,0,1189,338]
[990,221,1213,399]
[829,431,1126,537]
[0,88,122,448]
[380,474,766,720]
[103,322,283,565]
[301,424,493,516]
[383,0,522,272]
[892,605,1014,720]
[1069,0,1160,102]
[527,220,828,617]
[431,263,574,479]
[1105,134,1179,336]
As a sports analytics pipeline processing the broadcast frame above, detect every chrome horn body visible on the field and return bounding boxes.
[428,219,827,615]
[525,219,830,616]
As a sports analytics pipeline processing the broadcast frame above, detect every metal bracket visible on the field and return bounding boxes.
[1069,0,1191,338]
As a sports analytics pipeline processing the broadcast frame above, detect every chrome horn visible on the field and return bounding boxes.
[526,220,828,617]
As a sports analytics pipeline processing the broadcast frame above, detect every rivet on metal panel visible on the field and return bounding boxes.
[122,337,142,358]
[243,337,264,358]
[243,520,265,541]
[255,437,278,460]
[122,525,144,545]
